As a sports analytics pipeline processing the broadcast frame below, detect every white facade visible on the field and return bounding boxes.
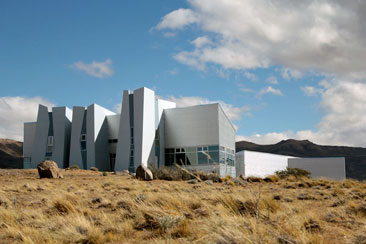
[26,105,72,169]
[236,150,346,180]
[288,157,346,180]
[236,150,295,178]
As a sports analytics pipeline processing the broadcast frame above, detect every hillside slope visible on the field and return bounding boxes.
[236,139,366,180]
[0,139,23,169]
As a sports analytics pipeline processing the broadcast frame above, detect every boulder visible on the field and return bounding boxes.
[37,160,63,179]
[135,165,153,181]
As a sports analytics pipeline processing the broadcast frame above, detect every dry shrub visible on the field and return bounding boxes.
[276,167,311,179]
[264,174,280,183]
[246,176,262,182]
[53,199,76,215]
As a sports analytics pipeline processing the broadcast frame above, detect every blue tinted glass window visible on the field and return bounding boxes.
[80,141,86,150]
[198,152,208,164]
[208,145,219,151]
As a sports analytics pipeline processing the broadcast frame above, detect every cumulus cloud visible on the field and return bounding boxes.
[156,0,366,76]
[257,86,283,98]
[156,8,198,30]
[0,96,54,141]
[266,76,279,85]
[238,80,366,146]
[301,86,324,96]
[191,36,212,48]
[71,58,113,78]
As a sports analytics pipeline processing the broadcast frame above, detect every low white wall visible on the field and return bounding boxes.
[288,157,346,180]
[237,150,295,178]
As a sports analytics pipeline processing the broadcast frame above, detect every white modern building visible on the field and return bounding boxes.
[23,87,237,177]
[236,150,346,180]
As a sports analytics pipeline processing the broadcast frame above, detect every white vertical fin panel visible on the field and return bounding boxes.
[31,105,49,168]
[134,87,155,168]
[69,106,85,169]
[115,90,131,171]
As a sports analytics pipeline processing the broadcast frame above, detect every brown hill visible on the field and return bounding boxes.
[236,139,366,180]
[0,138,23,169]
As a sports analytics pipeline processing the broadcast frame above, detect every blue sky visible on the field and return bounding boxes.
[1,0,366,146]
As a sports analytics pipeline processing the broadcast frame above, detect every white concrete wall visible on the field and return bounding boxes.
[107,114,120,154]
[235,151,245,176]
[31,105,50,168]
[51,107,72,168]
[155,99,176,168]
[23,122,36,158]
[134,87,155,168]
[69,106,86,169]
[237,150,295,178]
[164,104,220,148]
[87,104,115,171]
[218,104,236,151]
[115,90,131,171]
[288,157,346,180]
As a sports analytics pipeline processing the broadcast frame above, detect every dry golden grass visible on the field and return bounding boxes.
[0,169,366,244]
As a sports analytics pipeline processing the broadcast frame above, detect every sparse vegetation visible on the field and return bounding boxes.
[0,168,365,243]
[90,167,99,172]
[276,167,311,179]
[69,164,80,170]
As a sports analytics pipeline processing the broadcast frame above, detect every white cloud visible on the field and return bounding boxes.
[266,75,278,84]
[244,71,257,81]
[191,36,212,48]
[301,86,323,96]
[156,8,198,30]
[156,1,366,76]
[71,58,113,78]
[163,32,176,38]
[257,86,283,98]
[281,68,303,80]
[0,96,54,141]
[239,80,366,147]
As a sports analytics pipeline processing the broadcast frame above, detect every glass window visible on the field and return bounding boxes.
[208,145,219,151]
[80,134,86,141]
[208,151,219,164]
[175,148,181,153]
[80,141,86,151]
[198,152,208,164]
[185,153,196,165]
[184,147,196,153]
[130,127,134,137]
[48,136,54,146]
[197,147,203,152]
[176,153,185,165]
[220,146,225,151]
[219,151,225,164]
[165,148,174,154]
[203,146,208,151]
[165,154,174,166]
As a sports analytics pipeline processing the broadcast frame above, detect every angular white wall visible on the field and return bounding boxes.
[236,150,295,178]
[288,157,346,180]
[31,105,50,168]
[23,122,37,168]
[52,107,72,168]
[164,104,220,148]
[69,106,86,169]
[134,87,155,168]
[115,90,131,171]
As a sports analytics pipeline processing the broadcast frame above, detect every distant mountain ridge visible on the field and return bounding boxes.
[0,139,23,169]
[236,139,366,180]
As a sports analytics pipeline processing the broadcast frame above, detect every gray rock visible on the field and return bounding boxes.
[135,165,153,181]
[37,160,63,179]
[187,179,198,184]
[205,180,214,185]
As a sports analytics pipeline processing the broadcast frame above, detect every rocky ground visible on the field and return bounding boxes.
[0,169,366,244]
